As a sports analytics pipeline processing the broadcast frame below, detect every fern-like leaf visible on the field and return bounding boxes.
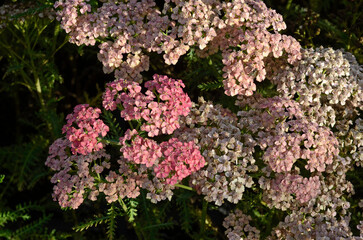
[197,80,223,91]
[0,202,41,227]
[0,211,30,227]
[125,198,138,222]
[102,110,122,139]
[106,204,118,240]
[73,214,109,232]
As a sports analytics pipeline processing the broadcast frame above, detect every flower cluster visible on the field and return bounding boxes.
[236,96,340,208]
[120,129,162,167]
[266,47,362,166]
[223,209,260,240]
[96,159,148,203]
[197,0,301,96]
[269,212,355,239]
[45,138,111,209]
[54,0,300,96]
[103,74,192,137]
[45,137,149,207]
[267,47,362,126]
[47,73,204,206]
[265,153,358,239]
[62,104,109,155]
[121,129,205,186]
[154,138,206,185]
[174,97,257,205]
[54,0,168,82]
[160,0,221,64]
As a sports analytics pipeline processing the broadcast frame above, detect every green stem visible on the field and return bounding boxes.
[128,120,135,129]
[118,198,128,213]
[7,26,27,48]
[44,35,69,65]
[100,138,121,146]
[200,199,208,236]
[0,41,30,68]
[174,184,194,191]
[31,19,50,50]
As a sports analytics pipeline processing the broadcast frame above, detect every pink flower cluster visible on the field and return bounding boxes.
[271,174,321,204]
[266,47,363,167]
[45,138,111,209]
[120,129,205,185]
[197,0,301,96]
[96,160,146,203]
[103,74,192,137]
[154,138,206,185]
[236,96,339,206]
[54,0,301,96]
[45,137,147,207]
[62,104,109,155]
[120,129,162,167]
[237,96,339,174]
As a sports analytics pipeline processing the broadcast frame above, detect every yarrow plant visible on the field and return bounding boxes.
[47,74,205,208]
[44,0,363,239]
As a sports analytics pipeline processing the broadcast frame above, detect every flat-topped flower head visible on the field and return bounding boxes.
[196,0,301,96]
[237,96,339,173]
[236,96,341,210]
[62,104,109,155]
[45,138,111,209]
[154,138,206,185]
[174,97,257,205]
[120,130,205,186]
[103,74,192,137]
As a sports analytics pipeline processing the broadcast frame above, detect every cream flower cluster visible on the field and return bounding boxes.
[174,97,257,206]
[266,47,363,167]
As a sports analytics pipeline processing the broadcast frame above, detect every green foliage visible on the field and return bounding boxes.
[102,110,123,139]
[0,175,4,184]
[0,12,65,103]
[0,202,67,240]
[197,79,223,91]
[73,214,110,232]
[124,198,138,223]
[181,48,224,100]
[0,135,49,193]
[137,191,175,240]
[0,202,34,227]
[176,191,195,234]
[267,0,362,64]
[255,80,279,98]
[0,1,68,142]
[74,203,124,240]
[106,204,118,240]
